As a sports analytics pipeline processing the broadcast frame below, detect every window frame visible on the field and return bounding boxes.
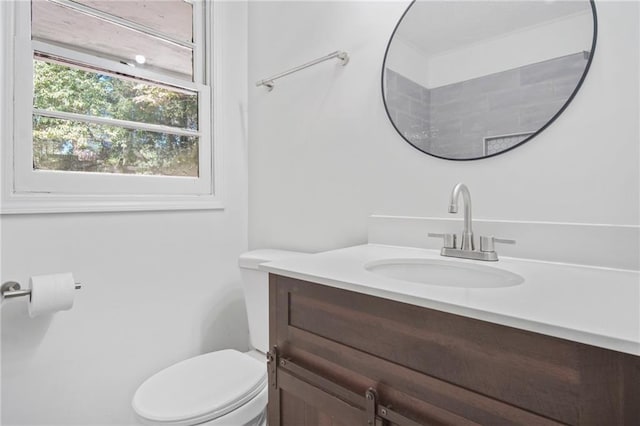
[0,0,223,214]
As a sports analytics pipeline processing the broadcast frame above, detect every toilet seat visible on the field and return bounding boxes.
[133,349,267,426]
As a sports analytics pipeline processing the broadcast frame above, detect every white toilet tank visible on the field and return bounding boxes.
[238,249,307,354]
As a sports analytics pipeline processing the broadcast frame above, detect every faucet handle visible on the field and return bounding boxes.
[479,236,516,253]
[428,232,457,249]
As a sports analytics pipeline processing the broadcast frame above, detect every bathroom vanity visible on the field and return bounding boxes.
[262,245,640,425]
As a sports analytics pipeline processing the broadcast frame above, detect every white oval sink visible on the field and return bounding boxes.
[365,258,524,288]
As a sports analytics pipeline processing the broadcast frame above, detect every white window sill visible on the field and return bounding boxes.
[0,192,224,214]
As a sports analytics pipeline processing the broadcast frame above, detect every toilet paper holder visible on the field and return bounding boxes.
[1,281,82,300]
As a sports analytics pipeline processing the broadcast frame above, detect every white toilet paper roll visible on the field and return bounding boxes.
[28,273,76,318]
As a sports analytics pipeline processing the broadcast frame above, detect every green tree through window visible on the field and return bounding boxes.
[33,60,199,177]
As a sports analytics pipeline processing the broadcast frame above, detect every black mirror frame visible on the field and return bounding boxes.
[381,0,598,161]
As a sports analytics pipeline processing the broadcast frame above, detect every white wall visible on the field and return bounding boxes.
[1,2,248,425]
[248,1,639,253]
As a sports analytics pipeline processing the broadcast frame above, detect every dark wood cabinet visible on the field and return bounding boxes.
[268,274,640,426]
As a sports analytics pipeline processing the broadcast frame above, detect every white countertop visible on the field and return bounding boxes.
[260,244,640,356]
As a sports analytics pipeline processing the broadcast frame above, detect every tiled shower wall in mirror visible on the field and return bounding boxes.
[385,52,589,157]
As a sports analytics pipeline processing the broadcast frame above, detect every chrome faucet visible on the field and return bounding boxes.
[429,183,515,261]
[448,183,474,251]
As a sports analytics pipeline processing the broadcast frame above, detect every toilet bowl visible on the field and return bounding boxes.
[132,249,307,426]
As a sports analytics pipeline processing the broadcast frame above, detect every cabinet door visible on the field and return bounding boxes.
[268,352,426,426]
[269,366,363,426]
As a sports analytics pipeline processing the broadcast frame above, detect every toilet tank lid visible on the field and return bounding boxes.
[239,249,309,270]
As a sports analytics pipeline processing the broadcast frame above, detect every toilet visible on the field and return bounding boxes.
[132,249,306,426]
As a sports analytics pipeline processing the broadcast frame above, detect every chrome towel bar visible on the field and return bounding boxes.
[256,50,349,91]
[1,281,82,300]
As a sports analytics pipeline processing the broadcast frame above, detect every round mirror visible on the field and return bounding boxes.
[382,0,597,160]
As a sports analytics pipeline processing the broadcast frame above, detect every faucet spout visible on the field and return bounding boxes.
[449,183,474,250]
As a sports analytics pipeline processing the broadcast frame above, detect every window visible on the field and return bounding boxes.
[1,0,220,213]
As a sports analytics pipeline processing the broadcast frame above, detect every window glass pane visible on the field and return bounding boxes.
[32,0,193,80]
[71,0,193,44]
[33,116,199,177]
[34,59,198,130]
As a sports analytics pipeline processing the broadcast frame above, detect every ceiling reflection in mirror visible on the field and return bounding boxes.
[382,0,596,160]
